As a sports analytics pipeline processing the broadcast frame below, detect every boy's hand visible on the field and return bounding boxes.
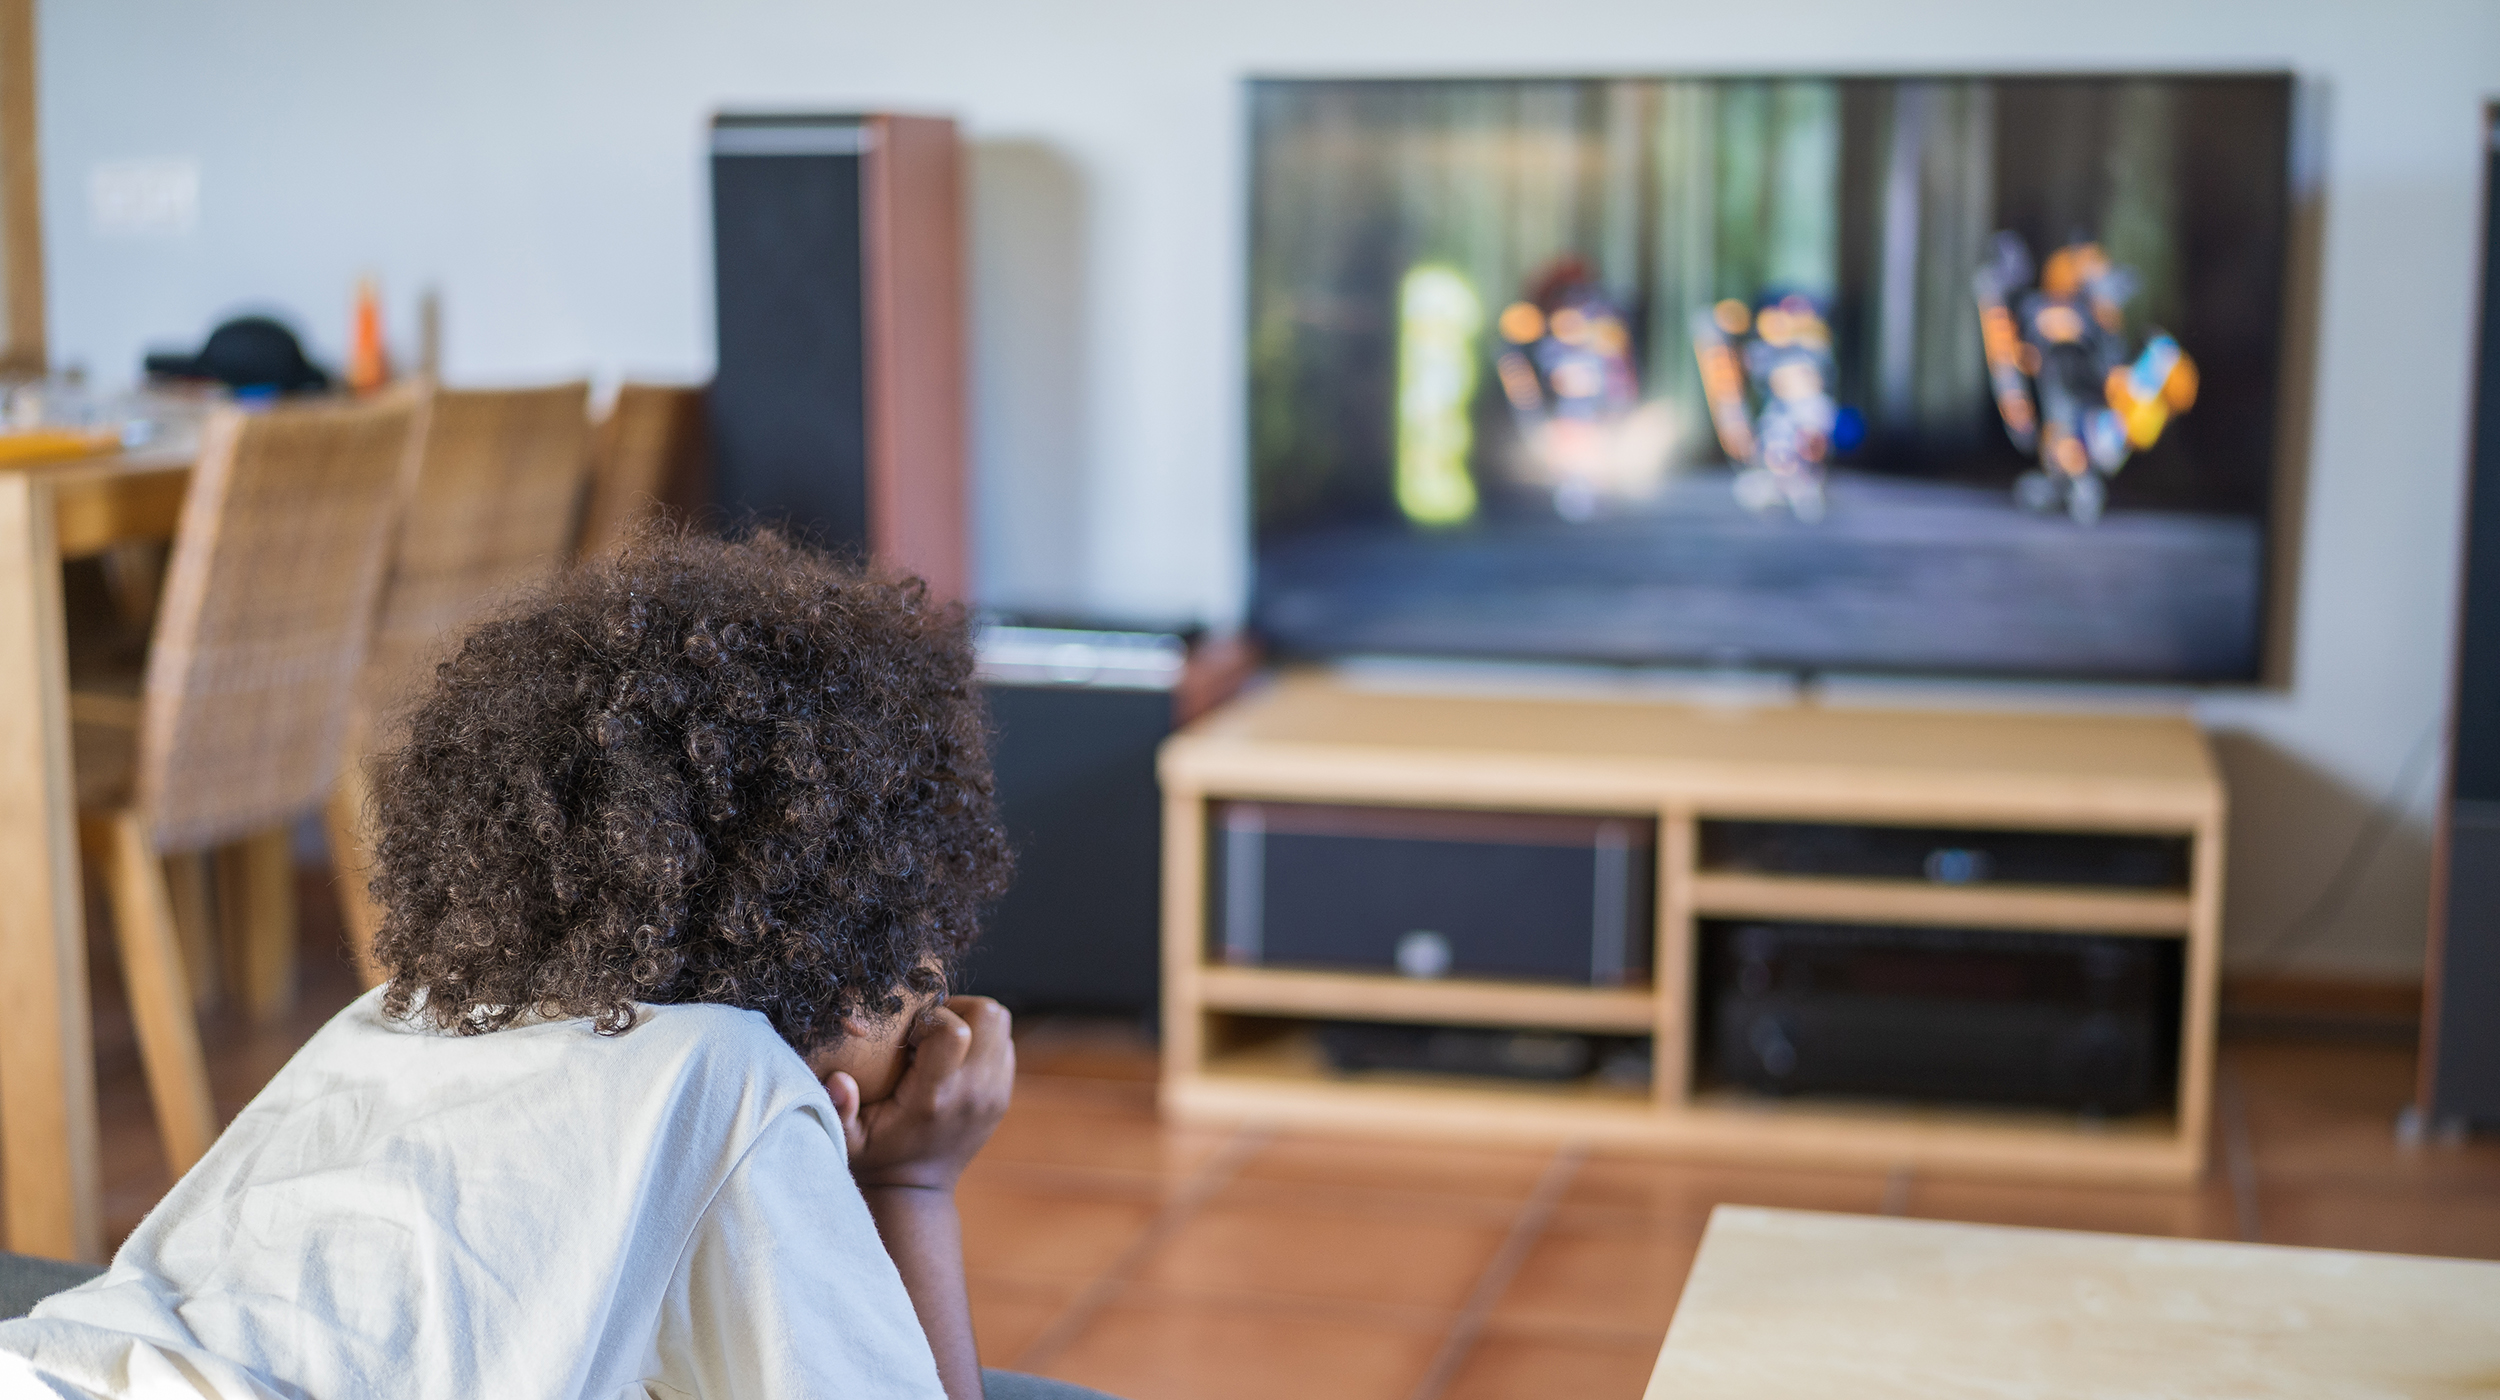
[825,996,1014,1192]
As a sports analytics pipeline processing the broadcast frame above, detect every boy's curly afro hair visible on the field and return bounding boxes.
[367,528,1010,1052]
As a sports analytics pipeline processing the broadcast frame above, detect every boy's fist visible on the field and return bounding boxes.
[824,996,1014,1192]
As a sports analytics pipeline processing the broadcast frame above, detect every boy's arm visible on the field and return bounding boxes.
[860,1185,981,1400]
[656,1112,957,1400]
[824,997,1015,1400]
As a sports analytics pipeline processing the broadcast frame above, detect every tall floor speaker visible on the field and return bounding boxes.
[2423,101,2500,1130]
[709,113,965,596]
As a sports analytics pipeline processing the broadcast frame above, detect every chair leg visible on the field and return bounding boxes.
[96,539,167,632]
[163,851,219,1010]
[217,831,297,1024]
[324,772,386,990]
[101,812,219,1175]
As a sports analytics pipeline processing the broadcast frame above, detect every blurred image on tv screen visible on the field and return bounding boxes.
[1248,74,2291,681]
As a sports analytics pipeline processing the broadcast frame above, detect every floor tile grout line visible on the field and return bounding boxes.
[967,1158,1225,1200]
[2219,1056,2264,1243]
[1060,1279,1460,1331]
[1401,1142,1587,1400]
[1197,1176,1534,1223]
[1463,1314,1680,1350]
[1009,1124,1270,1374]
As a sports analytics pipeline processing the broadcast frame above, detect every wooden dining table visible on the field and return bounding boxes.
[0,446,193,1262]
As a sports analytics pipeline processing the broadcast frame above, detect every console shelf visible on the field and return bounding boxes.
[1187,1038,2184,1181]
[1686,873,2194,935]
[1158,671,2225,1185]
[1197,965,1656,1033]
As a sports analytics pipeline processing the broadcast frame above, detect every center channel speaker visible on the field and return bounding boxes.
[709,112,965,595]
[1210,802,1656,986]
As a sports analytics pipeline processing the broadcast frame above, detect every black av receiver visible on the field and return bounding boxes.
[1700,920,2181,1116]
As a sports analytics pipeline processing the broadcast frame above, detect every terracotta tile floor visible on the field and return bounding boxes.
[45,865,2500,1400]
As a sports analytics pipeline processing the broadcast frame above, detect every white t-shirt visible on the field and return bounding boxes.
[0,989,946,1400]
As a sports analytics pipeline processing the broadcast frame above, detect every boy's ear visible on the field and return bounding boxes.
[823,1070,867,1158]
[802,1012,897,1085]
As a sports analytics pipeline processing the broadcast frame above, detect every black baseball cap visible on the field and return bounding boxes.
[144,316,331,393]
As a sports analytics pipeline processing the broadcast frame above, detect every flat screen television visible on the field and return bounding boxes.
[1247,73,2293,682]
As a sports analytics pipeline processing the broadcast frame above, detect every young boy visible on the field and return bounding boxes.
[1,532,1032,1400]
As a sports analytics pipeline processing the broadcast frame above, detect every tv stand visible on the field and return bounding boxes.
[1156,670,2223,1184]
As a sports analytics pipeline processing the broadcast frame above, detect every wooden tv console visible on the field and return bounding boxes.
[1156,671,2224,1184]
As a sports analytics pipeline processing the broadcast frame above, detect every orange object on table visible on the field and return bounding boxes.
[346,277,390,394]
[0,427,121,467]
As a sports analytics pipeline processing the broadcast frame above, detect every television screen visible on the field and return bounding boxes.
[1247,74,2292,681]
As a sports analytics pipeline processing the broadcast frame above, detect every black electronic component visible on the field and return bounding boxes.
[1700,920,2181,1116]
[1316,1022,1599,1082]
[1210,802,1656,987]
[1699,820,2191,890]
[964,626,1190,1016]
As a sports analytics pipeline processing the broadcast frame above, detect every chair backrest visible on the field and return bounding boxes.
[360,381,591,715]
[136,397,419,852]
[575,382,705,556]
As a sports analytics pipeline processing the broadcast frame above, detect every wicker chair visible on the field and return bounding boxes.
[327,383,592,982]
[574,382,705,556]
[72,397,418,1175]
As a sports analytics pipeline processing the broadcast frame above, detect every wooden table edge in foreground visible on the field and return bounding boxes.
[1644,1206,2500,1400]
[0,449,192,1261]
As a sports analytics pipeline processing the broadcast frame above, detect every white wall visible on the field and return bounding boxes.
[41,0,2500,977]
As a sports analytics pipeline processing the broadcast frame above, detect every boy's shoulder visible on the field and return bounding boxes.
[340,986,794,1054]
[278,989,830,1142]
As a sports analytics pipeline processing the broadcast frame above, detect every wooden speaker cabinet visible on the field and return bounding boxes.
[1158,672,2227,1185]
[708,113,965,597]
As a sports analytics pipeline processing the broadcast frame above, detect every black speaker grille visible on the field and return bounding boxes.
[710,139,870,553]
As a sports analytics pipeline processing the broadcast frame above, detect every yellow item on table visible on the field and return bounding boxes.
[0,427,121,467]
